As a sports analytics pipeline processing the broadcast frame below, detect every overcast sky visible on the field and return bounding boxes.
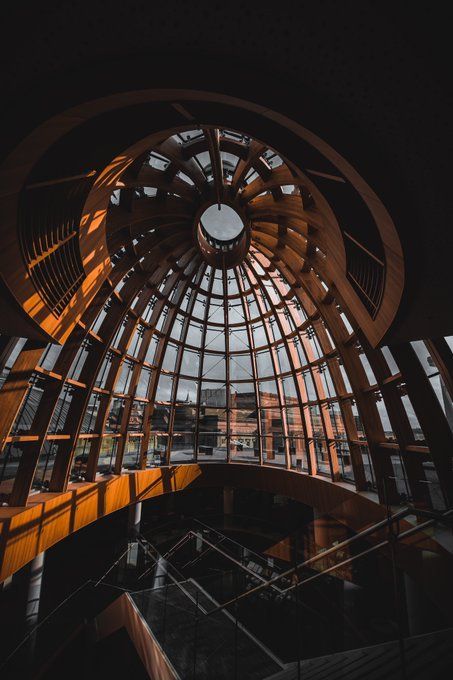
[201,204,243,240]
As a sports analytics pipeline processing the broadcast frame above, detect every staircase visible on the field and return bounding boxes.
[112,518,453,679]
[131,579,284,679]
[265,628,453,680]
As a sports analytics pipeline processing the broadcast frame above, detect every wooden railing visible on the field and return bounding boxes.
[343,231,385,318]
[19,177,91,317]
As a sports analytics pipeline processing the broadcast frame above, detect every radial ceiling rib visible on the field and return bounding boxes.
[3,124,448,519]
[231,140,268,195]
[155,138,207,191]
[204,128,223,207]
[129,167,198,202]
[239,165,298,203]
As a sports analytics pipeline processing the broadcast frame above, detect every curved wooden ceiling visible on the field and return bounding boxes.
[0,127,452,515]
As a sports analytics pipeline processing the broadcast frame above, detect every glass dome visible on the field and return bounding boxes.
[2,125,448,514]
[0,128,372,492]
[75,128,359,480]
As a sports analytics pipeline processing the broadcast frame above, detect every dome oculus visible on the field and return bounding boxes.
[200,203,244,242]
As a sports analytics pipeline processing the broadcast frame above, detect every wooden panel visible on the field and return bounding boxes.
[95,593,178,680]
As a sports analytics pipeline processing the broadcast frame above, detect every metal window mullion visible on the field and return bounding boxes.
[314,318,367,485]
[244,260,291,469]
[222,260,232,461]
[84,267,175,477]
[241,259,289,468]
[144,260,201,464]
[235,266,263,464]
[167,262,208,459]
[194,267,215,460]
[251,244,335,476]
[246,257,311,471]
[138,253,201,463]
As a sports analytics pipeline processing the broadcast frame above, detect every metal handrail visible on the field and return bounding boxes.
[2,505,450,673]
[0,579,94,672]
[162,530,193,560]
[192,517,287,574]
[0,542,140,672]
[136,535,211,615]
[94,545,132,586]
[207,506,453,614]
[136,504,452,618]
[137,505,429,618]
[185,531,286,593]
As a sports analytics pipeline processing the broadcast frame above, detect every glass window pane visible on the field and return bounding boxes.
[229,327,249,351]
[282,375,298,405]
[302,371,317,401]
[262,435,286,466]
[359,352,377,385]
[289,437,307,471]
[230,408,258,432]
[97,437,118,473]
[145,334,159,364]
[286,407,304,436]
[151,405,171,431]
[155,374,173,402]
[230,434,259,461]
[314,439,330,475]
[39,344,63,372]
[105,398,125,432]
[256,350,274,378]
[202,353,226,381]
[204,327,226,352]
[381,346,399,375]
[136,367,152,398]
[129,401,145,431]
[0,442,26,484]
[180,348,200,377]
[375,394,394,440]
[176,378,198,403]
[123,437,142,469]
[229,353,253,381]
[200,383,227,407]
[259,380,279,407]
[170,432,195,462]
[161,343,179,373]
[411,340,437,376]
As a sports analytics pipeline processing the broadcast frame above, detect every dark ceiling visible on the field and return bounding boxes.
[1,1,452,344]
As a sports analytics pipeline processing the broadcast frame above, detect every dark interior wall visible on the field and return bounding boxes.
[2,485,450,670]
[0,487,301,662]
[1,1,452,342]
[0,508,129,663]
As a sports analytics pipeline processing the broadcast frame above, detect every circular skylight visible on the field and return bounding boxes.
[200,203,244,242]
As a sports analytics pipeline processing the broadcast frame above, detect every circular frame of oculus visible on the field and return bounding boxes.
[200,203,244,242]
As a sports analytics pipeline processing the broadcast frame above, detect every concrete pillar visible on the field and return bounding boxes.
[223,486,234,515]
[22,551,46,662]
[25,552,45,630]
[404,572,423,636]
[127,542,140,568]
[127,502,143,568]
[128,501,142,536]
[195,530,203,553]
[313,509,347,550]
[152,557,167,590]
[343,580,359,646]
